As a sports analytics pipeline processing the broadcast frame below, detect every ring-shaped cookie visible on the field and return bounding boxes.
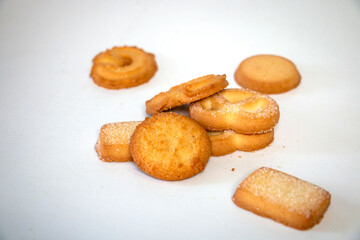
[189,89,280,134]
[209,129,274,156]
[91,46,157,89]
[234,54,301,94]
[146,74,228,114]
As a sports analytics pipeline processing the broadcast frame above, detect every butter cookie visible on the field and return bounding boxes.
[130,112,211,181]
[146,74,228,114]
[234,54,301,94]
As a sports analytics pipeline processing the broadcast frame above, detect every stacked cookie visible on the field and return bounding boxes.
[95,74,280,180]
[189,89,279,156]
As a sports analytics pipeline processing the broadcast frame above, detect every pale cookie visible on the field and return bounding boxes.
[95,121,141,162]
[146,74,228,114]
[233,167,331,230]
[234,54,301,94]
[189,89,280,134]
[209,129,274,156]
[130,112,211,181]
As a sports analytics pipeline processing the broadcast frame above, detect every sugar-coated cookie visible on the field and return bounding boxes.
[95,121,141,162]
[232,167,331,230]
[189,89,280,134]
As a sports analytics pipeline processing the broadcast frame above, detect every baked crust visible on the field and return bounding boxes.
[145,74,228,114]
[130,112,211,181]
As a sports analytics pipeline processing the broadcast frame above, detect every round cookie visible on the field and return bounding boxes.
[91,46,157,89]
[189,89,280,134]
[146,74,228,114]
[234,54,301,94]
[130,112,211,181]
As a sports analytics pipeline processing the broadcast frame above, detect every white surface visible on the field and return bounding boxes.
[1,0,360,239]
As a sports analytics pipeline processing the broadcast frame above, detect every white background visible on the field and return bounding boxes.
[1,0,360,239]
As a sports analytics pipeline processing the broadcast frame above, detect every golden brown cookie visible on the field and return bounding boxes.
[233,167,331,230]
[234,54,301,94]
[95,121,141,162]
[145,74,228,114]
[91,46,157,89]
[189,89,280,134]
[130,112,211,181]
[209,129,274,156]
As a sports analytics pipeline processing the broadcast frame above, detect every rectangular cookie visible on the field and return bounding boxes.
[95,121,141,162]
[232,167,331,230]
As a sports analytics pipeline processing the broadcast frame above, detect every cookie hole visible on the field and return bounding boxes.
[118,56,133,67]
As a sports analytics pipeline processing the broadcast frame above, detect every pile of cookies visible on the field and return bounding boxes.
[95,72,281,180]
[189,88,279,156]
[92,46,330,230]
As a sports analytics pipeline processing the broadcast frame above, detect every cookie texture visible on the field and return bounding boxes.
[95,121,141,162]
[146,74,228,114]
[130,112,211,181]
[233,167,331,230]
[234,54,301,94]
[189,88,280,134]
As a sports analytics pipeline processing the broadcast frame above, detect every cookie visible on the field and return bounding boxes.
[95,121,141,162]
[189,89,280,134]
[234,54,301,94]
[209,129,274,156]
[232,167,331,230]
[146,74,228,114]
[130,112,211,181]
[91,46,157,89]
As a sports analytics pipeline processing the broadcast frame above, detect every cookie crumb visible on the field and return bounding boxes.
[238,156,242,158]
